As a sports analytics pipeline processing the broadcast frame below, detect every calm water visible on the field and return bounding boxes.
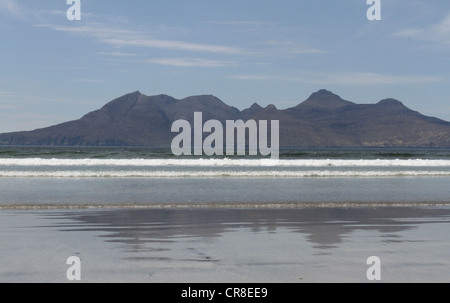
[1,146,450,208]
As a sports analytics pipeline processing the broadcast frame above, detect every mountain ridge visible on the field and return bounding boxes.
[1,90,450,148]
[295,89,355,110]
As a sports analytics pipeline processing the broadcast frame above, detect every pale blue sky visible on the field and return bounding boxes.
[0,0,449,132]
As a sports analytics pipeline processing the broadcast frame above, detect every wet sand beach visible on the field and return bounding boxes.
[1,206,449,283]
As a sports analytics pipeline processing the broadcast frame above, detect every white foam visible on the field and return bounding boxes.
[1,170,450,178]
[1,158,450,167]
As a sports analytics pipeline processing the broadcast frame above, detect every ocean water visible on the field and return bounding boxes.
[2,146,450,283]
[1,146,450,208]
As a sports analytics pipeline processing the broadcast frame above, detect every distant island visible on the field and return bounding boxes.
[1,89,450,148]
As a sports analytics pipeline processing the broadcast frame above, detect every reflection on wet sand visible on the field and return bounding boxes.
[45,207,450,254]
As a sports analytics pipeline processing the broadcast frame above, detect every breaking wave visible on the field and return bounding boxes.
[1,158,450,178]
[1,170,450,178]
[1,158,450,167]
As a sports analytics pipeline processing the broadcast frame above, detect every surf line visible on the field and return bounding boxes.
[171,112,280,159]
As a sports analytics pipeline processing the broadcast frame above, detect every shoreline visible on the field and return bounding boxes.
[1,201,450,210]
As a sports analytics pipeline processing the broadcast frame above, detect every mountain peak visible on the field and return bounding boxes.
[377,98,406,107]
[239,102,264,120]
[311,89,339,98]
[180,95,222,104]
[250,102,263,110]
[179,95,233,111]
[122,91,144,99]
[296,89,354,110]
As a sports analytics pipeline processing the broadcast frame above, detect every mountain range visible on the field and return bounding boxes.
[1,89,450,148]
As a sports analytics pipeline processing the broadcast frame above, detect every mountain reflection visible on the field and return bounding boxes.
[47,207,450,253]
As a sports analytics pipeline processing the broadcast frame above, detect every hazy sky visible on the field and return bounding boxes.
[0,0,449,132]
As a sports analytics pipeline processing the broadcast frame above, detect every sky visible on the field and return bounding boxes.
[0,0,449,132]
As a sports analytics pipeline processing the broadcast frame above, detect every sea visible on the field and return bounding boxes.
[2,146,450,283]
[1,146,450,209]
